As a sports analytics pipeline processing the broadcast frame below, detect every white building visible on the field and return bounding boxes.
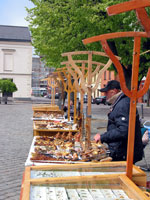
[0,25,32,99]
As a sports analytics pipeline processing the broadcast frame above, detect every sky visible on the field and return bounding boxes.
[0,0,34,27]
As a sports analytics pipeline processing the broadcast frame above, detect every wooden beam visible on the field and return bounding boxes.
[107,0,150,16]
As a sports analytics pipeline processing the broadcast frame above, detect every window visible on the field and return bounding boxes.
[104,71,106,80]
[2,49,15,71]
[109,71,111,80]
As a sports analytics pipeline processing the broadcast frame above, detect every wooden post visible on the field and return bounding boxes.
[68,73,71,121]
[74,88,77,124]
[86,52,92,148]
[126,37,141,178]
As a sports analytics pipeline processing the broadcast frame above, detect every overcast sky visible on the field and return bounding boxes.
[0,0,34,27]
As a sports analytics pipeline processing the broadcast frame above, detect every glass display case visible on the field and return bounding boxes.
[21,175,149,200]
[24,162,146,187]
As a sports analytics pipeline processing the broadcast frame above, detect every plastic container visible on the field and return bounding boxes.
[143,121,150,139]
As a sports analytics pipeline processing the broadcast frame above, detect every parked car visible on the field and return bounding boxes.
[84,95,93,103]
[84,95,88,103]
[55,93,59,99]
[44,94,51,99]
[94,96,106,105]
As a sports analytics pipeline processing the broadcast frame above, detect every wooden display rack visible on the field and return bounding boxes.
[57,65,87,136]
[61,51,115,149]
[24,162,146,187]
[60,60,88,121]
[56,68,78,123]
[83,2,150,179]
[33,119,78,136]
[41,76,59,106]
[32,104,62,115]
[21,174,149,200]
[32,75,63,116]
[32,74,77,136]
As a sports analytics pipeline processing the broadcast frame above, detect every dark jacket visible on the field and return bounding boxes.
[101,93,143,163]
[63,105,74,117]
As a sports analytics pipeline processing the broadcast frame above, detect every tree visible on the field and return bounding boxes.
[26,0,150,83]
[0,80,18,104]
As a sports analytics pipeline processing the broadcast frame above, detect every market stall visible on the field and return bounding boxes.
[20,1,150,199]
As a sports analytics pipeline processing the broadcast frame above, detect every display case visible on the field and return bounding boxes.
[21,175,149,200]
[32,111,64,120]
[32,104,63,116]
[33,121,78,136]
[33,128,78,136]
[24,162,146,187]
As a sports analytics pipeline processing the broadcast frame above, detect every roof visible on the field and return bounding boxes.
[0,25,31,42]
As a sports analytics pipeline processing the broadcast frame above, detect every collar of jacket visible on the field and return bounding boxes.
[109,92,125,111]
[107,91,122,105]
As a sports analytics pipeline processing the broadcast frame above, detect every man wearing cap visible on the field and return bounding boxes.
[94,80,143,163]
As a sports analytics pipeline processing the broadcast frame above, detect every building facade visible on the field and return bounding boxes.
[0,25,32,99]
[32,57,55,96]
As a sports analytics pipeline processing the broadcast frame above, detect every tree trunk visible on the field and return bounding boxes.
[3,92,8,104]
[147,89,150,107]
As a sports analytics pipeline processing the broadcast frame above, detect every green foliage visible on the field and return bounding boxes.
[0,79,18,94]
[26,0,150,80]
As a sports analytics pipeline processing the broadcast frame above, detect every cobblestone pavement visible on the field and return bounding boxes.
[0,101,150,199]
[0,103,33,200]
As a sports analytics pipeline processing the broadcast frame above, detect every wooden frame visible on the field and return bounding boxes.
[21,174,149,200]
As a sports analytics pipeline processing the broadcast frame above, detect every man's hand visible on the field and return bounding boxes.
[94,133,101,143]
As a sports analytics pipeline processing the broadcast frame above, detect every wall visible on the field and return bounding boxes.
[0,41,32,98]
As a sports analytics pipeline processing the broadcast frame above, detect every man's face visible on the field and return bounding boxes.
[70,100,73,106]
[105,89,117,100]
